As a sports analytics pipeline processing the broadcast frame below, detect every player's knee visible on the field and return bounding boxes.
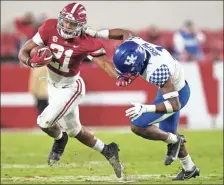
[131,124,159,140]
[130,124,143,136]
[37,115,53,129]
[66,123,82,137]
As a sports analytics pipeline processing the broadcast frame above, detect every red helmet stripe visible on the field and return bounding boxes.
[71,3,80,14]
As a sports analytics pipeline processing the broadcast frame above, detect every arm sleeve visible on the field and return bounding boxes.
[88,39,106,57]
[149,64,171,86]
[32,32,45,46]
[32,21,49,46]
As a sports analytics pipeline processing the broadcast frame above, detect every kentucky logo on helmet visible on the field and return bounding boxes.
[124,54,138,65]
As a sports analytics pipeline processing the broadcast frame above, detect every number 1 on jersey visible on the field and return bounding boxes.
[60,50,73,72]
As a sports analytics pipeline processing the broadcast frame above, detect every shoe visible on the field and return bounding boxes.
[48,132,68,166]
[101,142,123,178]
[172,166,200,180]
[164,135,186,166]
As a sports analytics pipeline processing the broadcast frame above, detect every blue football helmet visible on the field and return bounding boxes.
[113,41,146,80]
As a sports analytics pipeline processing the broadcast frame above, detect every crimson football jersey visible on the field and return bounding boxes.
[32,19,106,77]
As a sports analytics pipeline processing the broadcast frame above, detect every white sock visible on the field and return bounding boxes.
[55,131,63,140]
[164,132,178,144]
[93,138,105,152]
[179,154,195,171]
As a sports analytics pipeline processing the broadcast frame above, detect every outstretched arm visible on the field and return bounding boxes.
[108,28,133,40]
[84,27,133,40]
[88,55,119,78]
[87,55,132,86]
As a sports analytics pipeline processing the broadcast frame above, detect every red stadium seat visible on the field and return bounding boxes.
[1,28,222,63]
[1,32,18,57]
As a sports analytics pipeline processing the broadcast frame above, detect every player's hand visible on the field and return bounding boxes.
[30,47,52,68]
[122,30,133,40]
[83,26,97,37]
[126,102,147,121]
[116,75,132,87]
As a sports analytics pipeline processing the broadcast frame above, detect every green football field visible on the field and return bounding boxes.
[1,129,223,184]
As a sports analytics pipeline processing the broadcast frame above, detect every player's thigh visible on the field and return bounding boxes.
[59,106,82,137]
[131,111,175,128]
[159,83,190,133]
[130,89,169,128]
[37,78,85,128]
[37,84,68,128]
[178,81,190,109]
[157,82,190,132]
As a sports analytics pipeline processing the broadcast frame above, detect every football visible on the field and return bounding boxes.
[30,46,52,59]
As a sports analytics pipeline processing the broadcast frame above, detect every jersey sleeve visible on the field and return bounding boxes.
[88,39,106,57]
[149,64,171,86]
[32,20,49,46]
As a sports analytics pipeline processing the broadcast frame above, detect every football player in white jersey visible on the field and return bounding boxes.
[91,36,200,180]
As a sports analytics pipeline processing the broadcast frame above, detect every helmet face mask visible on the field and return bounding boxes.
[115,63,141,82]
[115,66,139,83]
[57,3,87,39]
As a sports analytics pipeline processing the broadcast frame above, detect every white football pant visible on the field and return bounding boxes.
[37,75,85,137]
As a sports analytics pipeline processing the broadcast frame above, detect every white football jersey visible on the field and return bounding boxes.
[125,37,185,91]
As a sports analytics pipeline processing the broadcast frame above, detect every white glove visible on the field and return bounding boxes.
[125,102,156,121]
[125,102,147,121]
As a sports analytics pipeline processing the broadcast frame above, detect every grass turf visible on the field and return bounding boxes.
[1,129,223,184]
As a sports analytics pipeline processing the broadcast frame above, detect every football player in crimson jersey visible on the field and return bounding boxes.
[18,2,133,178]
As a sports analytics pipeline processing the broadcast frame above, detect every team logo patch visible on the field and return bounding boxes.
[52,36,58,42]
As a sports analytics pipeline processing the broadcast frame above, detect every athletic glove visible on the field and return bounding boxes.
[126,102,156,121]
[29,47,52,68]
[116,75,132,87]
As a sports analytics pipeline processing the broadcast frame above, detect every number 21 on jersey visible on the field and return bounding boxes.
[49,43,73,72]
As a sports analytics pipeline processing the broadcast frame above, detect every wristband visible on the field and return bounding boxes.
[145,105,156,113]
[96,30,109,39]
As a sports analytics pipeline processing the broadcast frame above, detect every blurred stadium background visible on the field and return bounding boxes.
[1,1,223,184]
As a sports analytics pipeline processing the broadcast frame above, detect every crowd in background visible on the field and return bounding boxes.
[1,12,222,127]
[1,12,223,64]
[1,12,47,63]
